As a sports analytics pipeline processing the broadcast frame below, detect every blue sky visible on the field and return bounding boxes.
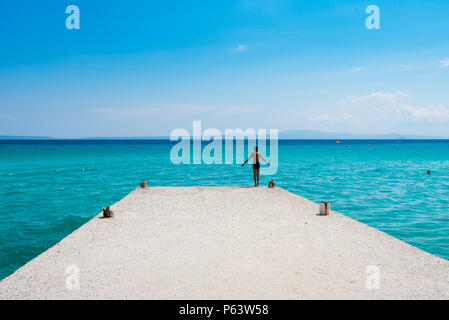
[0,0,449,137]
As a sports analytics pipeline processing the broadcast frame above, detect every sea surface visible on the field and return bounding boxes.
[1,139,449,280]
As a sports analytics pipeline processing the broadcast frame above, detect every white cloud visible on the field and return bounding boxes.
[337,91,449,123]
[307,113,359,122]
[86,103,260,136]
[350,67,365,72]
[88,103,255,119]
[233,44,248,52]
[338,91,410,105]
[397,65,420,71]
[88,105,204,118]
[440,58,449,67]
[0,113,12,119]
[307,92,449,125]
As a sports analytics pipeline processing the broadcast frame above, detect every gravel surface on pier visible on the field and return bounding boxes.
[1,187,448,299]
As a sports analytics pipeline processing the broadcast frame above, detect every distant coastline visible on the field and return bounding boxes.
[1,130,448,140]
[0,136,54,140]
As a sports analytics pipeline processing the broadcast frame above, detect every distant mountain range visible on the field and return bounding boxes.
[1,131,448,140]
[278,130,449,140]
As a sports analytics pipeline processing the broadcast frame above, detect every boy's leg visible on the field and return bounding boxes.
[253,169,257,187]
[256,169,260,187]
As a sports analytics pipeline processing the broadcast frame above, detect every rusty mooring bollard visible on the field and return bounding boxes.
[141,180,148,188]
[268,180,275,188]
[319,202,330,216]
[102,206,114,218]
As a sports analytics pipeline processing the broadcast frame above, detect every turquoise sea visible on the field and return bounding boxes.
[1,140,449,280]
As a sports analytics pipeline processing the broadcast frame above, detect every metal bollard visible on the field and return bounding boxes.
[319,202,330,216]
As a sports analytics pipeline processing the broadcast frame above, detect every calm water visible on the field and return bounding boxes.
[1,140,449,280]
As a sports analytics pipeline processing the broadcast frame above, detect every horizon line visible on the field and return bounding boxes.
[2,137,449,141]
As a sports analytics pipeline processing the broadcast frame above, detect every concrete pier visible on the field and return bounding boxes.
[0,187,448,299]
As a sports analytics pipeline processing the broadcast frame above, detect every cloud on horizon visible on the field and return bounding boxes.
[88,103,257,120]
[307,113,359,123]
[307,91,449,125]
[440,58,449,67]
[232,44,248,52]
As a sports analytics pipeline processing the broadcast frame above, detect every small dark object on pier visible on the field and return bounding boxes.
[427,170,431,175]
[141,180,148,188]
[319,202,330,216]
[268,180,275,188]
[102,206,114,218]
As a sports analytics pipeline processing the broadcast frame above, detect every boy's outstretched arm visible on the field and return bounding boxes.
[241,153,254,166]
[259,154,271,166]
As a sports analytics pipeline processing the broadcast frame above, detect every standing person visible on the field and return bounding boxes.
[241,146,270,187]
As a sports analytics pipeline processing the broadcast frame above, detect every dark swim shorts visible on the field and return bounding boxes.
[253,163,260,170]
